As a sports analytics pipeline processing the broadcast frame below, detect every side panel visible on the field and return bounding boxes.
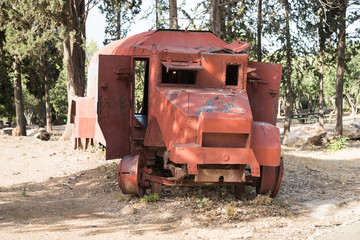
[74,98,96,138]
[251,122,281,167]
[246,62,282,125]
[98,55,132,160]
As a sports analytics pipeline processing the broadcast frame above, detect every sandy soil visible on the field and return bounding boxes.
[0,128,359,239]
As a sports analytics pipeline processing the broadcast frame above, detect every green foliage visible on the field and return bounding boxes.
[0,0,65,127]
[97,143,106,152]
[21,38,63,123]
[22,84,38,123]
[99,0,142,44]
[187,197,211,208]
[86,40,99,68]
[85,40,99,90]
[225,203,237,218]
[142,0,168,30]
[327,135,349,152]
[140,193,160,203]
[134,60,145,113]
[50,68,68,121]
[0,32,15,120]
[0,0,358,132]
[0,0,60,60]
[344,44,360,113]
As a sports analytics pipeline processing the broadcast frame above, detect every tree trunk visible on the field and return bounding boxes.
[169,0,178,29]
[355,91,360,117]
[345,93,359,118]
[116,5,121,39]
[318,55,325,127]
[308,94,313,113]
[61,33,85,140]
[60,0,86,141]
[277,98,282,117]
[44,60,52,133]
[37,86,45,128]
[210,0,220,36]
[257,0,262,62]
[335,0,347,136]
[318,9,325,128]
[226,4,231,39]
[329,108,335,124]
[155,0,159,29]
[296,72,303,114]
[36,80,45,127]
[7,116,12,127]
[13,56,27,136]
[283,0,292,136]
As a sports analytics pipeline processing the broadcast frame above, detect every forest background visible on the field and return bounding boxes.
[0,0,359,138]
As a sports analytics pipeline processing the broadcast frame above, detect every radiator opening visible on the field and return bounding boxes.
[202,133,248,148]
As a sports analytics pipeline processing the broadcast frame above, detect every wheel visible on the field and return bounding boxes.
[256,158,284,198]
[117,154,147,196]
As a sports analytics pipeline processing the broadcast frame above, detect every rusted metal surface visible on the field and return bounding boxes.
[151,182,162,196]
[225,40,251,53]
[98,55,132,160]
[70,98,96,150]
[170,144,260,177]
[143,117,165,147]
[256,157,284,198]
[197,167,245,183]
[251,121,281,167]
[246,61,282,125]
[73,29,283,198]
[72,98,96,138]
[117,154,150,196]
[162,61,204,71]
[147,175,250,187]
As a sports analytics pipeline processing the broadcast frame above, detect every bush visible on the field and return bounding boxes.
[140,193,160,203]
[327,135,349,152]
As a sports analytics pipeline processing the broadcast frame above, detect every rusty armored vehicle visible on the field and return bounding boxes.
[71,29,283,198]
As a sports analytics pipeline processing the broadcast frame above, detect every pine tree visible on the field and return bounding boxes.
[0,31,15,125]
[210,0,220,36]
[0,1,36,135]
[34,0,100,139]
[283,0,292,136]
[0,0,66,134]
[99,0,142,45]
[335,0,347,135]
[257,0,262,62]
[169,0,178,29]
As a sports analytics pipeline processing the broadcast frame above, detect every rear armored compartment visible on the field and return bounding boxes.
[71,30,283,198]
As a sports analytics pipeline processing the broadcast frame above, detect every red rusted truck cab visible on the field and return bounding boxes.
[71,30,283,198]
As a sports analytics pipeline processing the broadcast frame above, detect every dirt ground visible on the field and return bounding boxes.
[0,123,359,239]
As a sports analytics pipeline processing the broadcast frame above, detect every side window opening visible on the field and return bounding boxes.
[161,65,196,84]
[226,65,239,86]
[134,59,149,115]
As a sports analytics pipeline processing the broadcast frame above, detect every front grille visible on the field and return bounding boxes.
[201,132,248,148]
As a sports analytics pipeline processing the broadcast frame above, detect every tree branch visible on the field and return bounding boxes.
[218,0,241,7]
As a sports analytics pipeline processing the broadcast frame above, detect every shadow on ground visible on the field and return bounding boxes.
[0,143,359,238]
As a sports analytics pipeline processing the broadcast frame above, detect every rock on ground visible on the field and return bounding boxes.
[343,121,360,139]
[27,128,51,141]
[283,125,327,146]
[0,127,13,135]
[120,205,135,215]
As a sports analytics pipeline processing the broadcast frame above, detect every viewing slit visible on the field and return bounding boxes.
[226,65,239,86]
[162,65,196,84]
